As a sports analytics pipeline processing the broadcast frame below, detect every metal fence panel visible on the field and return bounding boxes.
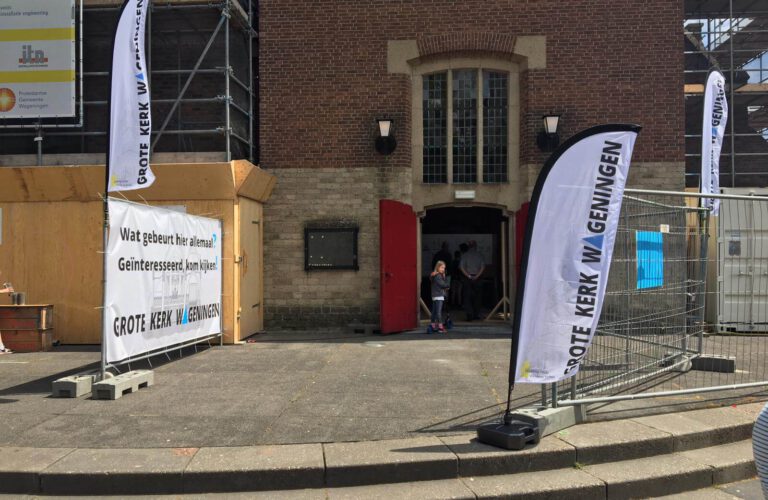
[554,190,768,408]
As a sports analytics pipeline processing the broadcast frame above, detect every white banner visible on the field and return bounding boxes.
[105,199,222,364]
[107,0,154,192]
[701,70,728,216]
[514,125,640,384]
[0,0,75,118]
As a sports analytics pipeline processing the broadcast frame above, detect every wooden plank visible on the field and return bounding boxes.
[0,318,41,330]
[233,160,276,203]
[238,198,264,338]
[2,330,52,352]
[0,163,240,203]
[232,200,242,343]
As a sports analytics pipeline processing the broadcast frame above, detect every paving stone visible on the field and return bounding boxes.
[460,468,605,499]
[324,437,457,487]
[0,447,73,494]
[327,478,475,500]
[39,448,197,495]
[717,477,764,499]
[183,444,325,492]
[555,419,673,464]
[584,453,713,499]
[438,433,575,476]
[680,440,757,484]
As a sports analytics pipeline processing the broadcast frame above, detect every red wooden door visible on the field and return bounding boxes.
[379,200,418,334]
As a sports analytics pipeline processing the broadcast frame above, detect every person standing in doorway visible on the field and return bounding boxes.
[459,240,485,321]
[430,261,450,332]
[431,241,452,272]
[0,274,13,354]
[449,250,463,307]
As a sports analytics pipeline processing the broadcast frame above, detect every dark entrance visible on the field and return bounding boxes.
[420,206,509,322]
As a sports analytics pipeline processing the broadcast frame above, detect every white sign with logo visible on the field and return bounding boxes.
[514,125,640,384]
[701,70,728,216]
[0,0,75,118]
[107,0,154,191]
[105,199,222,364]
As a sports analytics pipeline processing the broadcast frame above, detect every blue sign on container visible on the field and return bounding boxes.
[636,231,663,289]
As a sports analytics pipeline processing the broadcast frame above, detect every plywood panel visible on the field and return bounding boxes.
[0,201,103,343]
[0,200,238,344]
[233,160,276,203]
[238,198,263,338]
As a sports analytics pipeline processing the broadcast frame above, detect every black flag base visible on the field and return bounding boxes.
[476,412,540,450]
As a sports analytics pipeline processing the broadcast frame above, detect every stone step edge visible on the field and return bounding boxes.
[288,443,758,500]
[15,439,755,498]
[0,415,757,495]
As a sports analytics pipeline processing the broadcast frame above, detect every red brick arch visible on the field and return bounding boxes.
[416,33,517,58]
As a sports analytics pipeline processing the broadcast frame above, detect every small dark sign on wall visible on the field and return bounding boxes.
[304,227,359,270]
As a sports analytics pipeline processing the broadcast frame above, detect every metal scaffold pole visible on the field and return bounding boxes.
[224,0,232,162]
[248,0,254,163]
[150,10,227,153]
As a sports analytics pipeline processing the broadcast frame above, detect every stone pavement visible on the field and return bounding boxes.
[0,325,766,496]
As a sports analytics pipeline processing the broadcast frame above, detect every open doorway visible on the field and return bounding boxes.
[420,206,510,323]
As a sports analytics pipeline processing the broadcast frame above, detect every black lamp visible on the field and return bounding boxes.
[536,114,561,152]
[375,118,397,155]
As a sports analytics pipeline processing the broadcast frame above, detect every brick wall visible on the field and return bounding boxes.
[259,0,683,328]
[260,0,683,170]
[263,165,410,328]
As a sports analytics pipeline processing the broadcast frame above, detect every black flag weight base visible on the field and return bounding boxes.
[477,412,540,450]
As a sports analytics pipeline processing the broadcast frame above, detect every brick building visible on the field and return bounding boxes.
[259,1,685,329]
[5,1,765,334]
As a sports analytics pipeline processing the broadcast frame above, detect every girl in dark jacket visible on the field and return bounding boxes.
[430,261,450,333]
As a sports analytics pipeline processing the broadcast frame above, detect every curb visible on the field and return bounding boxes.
[0,403,762,495]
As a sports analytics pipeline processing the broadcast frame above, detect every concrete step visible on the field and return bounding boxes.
[1,403,761,495]
[314,440,757,499]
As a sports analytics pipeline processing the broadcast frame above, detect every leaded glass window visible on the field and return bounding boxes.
[483,71,508,183]
[423,73,447,184]
[453,69,478,183]
[420,68,509,185]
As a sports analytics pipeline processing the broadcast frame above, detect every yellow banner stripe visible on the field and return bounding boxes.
[0,70,75,83]
[0,27,74,42]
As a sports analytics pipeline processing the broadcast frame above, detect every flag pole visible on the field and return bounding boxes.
[101,0,132,381]
[100,197,109,381]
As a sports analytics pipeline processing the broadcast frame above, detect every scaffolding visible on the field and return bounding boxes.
[685,0,768,188]
[0,0,257,164]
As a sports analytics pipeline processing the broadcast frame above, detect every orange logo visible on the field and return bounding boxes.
[0,88,15,112]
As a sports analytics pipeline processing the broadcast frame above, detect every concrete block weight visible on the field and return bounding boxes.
[92,370,154,400]
[691,355,737,373]
[52,374,97,398]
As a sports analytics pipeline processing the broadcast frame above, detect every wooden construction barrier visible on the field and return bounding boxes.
[0,160,275,344]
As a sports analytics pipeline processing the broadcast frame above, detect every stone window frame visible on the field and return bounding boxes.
[387,36,546,213]
[417,62,517,185]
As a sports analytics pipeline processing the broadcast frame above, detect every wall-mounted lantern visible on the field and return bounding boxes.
[375,118,397,155]
[536,114,561,152]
